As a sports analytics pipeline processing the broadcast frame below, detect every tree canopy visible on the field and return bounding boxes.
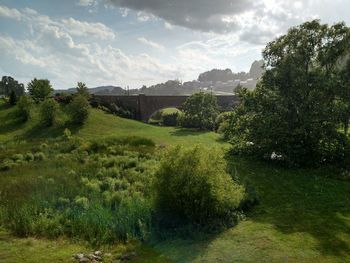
[179,92,219,130]
[27,78,53,102]
[0,76,24,97]
[225,20,350,166]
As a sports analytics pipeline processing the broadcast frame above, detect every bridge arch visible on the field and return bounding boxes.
[92,94,239,122]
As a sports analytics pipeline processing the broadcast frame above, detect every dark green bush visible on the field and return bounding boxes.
[68,94,90,125]
[39,98,59,126]
[162,112,179,126]
[153,146,245,226]
[17,95,32,121]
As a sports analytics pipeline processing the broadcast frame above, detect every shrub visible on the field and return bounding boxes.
[34,152,46,161]
[68,94,90,125]
[17,95,32,121]
[39,98,59,126]
[63,128,72,139]
[162,112,179,126]
[215,112,233,131]
[24,152,34,162]
[9,90,17,105]
[153,146,245,226]
[179,92,219,130]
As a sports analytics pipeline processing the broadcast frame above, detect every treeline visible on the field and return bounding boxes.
[156,20,350,167]
[0,78,90,126]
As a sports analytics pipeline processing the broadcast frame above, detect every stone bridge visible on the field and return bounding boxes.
[92,94,239,121]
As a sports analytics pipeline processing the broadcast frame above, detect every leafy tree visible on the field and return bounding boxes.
[226,20,350,166]
[9,90,17,105]
[179,92,219,130]
[153,146,245,226]
[17,95,33,121]
[39,98,59,126]
[68,94,90,125]
[76,82,90,98]
[27,78,53,102]
[0,76,24,97]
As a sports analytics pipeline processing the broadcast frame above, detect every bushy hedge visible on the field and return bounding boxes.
[153,146,245,226]
[68,94,90,125]
[17,95,32,121]
[39,98,59,126]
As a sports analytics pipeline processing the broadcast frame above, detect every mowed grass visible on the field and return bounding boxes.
[1,100,350,262]
[0,101,226,147]
[153,158,350,262]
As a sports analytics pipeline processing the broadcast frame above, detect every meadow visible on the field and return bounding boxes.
[0,101,350,262]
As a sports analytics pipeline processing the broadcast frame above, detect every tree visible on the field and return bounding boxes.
[9,90,17,105]
[226,20,350,166]
[76,82,90,98]
[179,92,219,130]
[0,76,24,97]
[68,94,90,124]
[39,98,59,126]
[27,78,53,102]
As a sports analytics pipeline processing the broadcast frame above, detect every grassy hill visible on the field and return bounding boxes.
[0,100,350,262]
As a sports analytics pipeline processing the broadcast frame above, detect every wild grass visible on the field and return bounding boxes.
[1,100,350,262]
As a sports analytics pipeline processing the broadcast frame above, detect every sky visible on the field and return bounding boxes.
[0,0,349,89]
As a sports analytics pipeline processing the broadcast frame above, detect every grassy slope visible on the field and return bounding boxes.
[1,101,350,262]
[0,101,225,147]
[154,158,350,262]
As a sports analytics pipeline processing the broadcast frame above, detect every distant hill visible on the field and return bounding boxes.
[55,60,264,96]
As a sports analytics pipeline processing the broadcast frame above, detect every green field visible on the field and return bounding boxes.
[0,101,350,262]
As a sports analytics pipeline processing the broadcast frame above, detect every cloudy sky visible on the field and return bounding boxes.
[0,0,349,89]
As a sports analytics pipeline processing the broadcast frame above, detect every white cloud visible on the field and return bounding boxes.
[137,37,165,51]
[0,5,21,20]
[77,0,97,7]
[61,18,117,40]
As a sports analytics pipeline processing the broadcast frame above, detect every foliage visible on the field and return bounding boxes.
[0,76,24,97]
[76,82,90,99]
[0,137,157,245]
[8,90,17,105]
[162,112,179,126]
[215,111,233,132]
[39,98,59,127]
[225,20,350,166]
[27,78,53,102]
[68,94,90,125]
[16,95,33,121]
[153,146,245,226]
[178,92,219,130]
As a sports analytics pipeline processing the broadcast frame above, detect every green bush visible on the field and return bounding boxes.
[179,92,219,130]
[162,112,179,126]
[68,94,90,125]
[215,112,233,132]
[34,152,46,161]
[17,95,32,121]
[153,146,245,226]
[39,98,59,126]
[24,152,34,162]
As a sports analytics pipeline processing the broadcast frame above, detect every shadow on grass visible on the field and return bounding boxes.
[22,121,84,140]
[229,156,350,258]
[169,128,210,137]
[0,110,27,134]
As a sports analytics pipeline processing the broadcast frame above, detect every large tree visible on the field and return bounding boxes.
[226,20,350,166]
[27,78,53,102]
[0,76,24,97]
[179,92,218,130]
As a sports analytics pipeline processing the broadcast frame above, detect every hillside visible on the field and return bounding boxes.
[0,101,350,262]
